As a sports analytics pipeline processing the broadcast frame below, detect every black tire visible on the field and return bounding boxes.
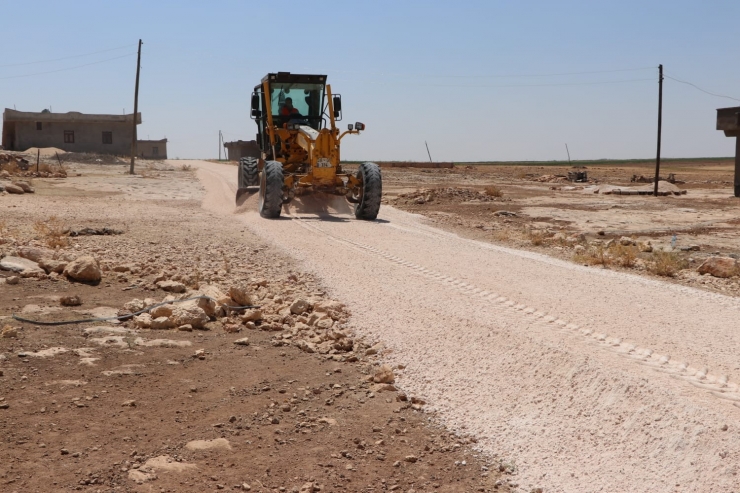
[238,157,259,188]
[259,160,284,218]
[354,162,382,220]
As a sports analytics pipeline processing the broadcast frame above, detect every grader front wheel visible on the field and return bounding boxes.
[354,162,382,220]
[259,160,285,218]
[238,157,259,188]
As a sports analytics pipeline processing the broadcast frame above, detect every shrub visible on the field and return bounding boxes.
[33,216,69,248]
[647,251,688,277]
[484,185,503,197]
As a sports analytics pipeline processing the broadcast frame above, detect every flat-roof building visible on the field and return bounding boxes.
[2,108,141,155]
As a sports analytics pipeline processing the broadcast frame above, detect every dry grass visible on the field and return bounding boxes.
[33,216,70,248]
[526,230,547,246]
[610,244,638,268]
[574,244,609,266]
[0,160,21,174]
[181,164,193,172]
[484,185,503,197]
[648,251,688,277]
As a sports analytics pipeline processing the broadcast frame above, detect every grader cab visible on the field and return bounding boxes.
[237,72,382,220]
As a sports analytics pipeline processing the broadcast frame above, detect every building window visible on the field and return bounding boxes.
[36,122,42,130]
[63,131,75,144]
[152,147,159,156]
[102,131,112,144]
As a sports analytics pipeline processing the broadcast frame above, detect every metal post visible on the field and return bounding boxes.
[653,64,663,196]
[129,39,142,175]
[425,141,433,162]
[36,149,40,173]
[219,131,222,161]
[565,143,571,163]
[735,136,740,197]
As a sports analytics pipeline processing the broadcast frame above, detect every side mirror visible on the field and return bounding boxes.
[333,95,342,120]
[251,94,260,111]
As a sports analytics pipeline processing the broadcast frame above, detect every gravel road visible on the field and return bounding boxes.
[190,160,740,493]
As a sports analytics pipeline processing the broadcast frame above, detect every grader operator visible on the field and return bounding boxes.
[237,72,382,220]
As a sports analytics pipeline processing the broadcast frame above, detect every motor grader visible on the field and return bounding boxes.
[236,72,381,220]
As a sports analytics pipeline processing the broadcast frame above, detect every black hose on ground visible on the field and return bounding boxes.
[11,296,261,327]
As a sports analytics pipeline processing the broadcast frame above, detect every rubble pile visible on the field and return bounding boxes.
[394,187,506,205]
[120,281,363,362]
[0,152,66,178]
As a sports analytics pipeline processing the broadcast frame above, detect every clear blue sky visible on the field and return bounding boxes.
[3,0,739,161]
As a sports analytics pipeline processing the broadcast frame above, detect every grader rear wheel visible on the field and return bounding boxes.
[354,162,382,220]
[259,160,284,218]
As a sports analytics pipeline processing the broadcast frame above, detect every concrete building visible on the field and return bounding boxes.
[224,140,260,161]
[2,108,141,155]
[137,139,168,159]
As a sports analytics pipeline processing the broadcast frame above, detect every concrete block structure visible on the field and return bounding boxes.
[716,106,740,197]
[137,139,167,159]
[2,109,141,155]
[224,140,260,161]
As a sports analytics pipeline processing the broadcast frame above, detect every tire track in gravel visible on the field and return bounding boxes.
[191,160,740,493]
[293,214,740,405]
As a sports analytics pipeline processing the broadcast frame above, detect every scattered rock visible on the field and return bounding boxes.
[17,246,53,262]
[185,438,232,451]
[13,181,34,193]
[619,236,636,246]
[290,298,311,314]
[638,241,653,253]
[233,337,250,346]
[1,326,19,338]
[150,316,175,330]
[404,455,418,463]
[63,256,102,282]
[38,257,67,274]
[373,365,395,384]
[0,256,44,275]
[4,183,24,194]
[121,399,136,407]
[229,282,253,306]
[241,308,262,323]
[170,305,208,329]
[60,295,82,307]
[697,257,738,279]
[156,280,186,293]
[6,275,19,285]
[133,313,153,329]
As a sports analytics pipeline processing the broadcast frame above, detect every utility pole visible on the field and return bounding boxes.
[219,131,222,161]
[565,143,571,163]
[130,39,142,175]
[425,141,433,162]
[653,64,663,196]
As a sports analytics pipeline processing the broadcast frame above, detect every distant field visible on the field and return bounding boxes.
[343,157,734,167]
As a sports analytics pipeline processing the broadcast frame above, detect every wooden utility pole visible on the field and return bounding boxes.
[653,64,663,196]
[129,39,142,175]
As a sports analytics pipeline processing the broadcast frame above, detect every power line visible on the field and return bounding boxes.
[321,66,656,79]
[0,53,136,81]
[664,74,740,103]
[0,44,137,69]
[339,77,654,89]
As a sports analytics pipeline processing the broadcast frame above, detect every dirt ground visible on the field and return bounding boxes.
[0,160,508,492]
[374,159,740,296]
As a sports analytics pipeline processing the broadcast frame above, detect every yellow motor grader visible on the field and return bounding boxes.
[237,72,381,220]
